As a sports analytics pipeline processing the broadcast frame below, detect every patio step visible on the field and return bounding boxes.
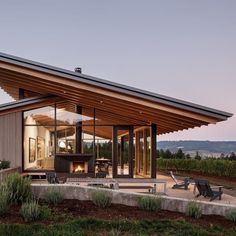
[23,172,46,180]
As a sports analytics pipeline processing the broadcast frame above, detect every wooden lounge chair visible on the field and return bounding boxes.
[194,179,223,201]
[170,171,189,190]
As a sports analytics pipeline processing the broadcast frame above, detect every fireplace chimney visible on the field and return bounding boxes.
[74,67,82,73]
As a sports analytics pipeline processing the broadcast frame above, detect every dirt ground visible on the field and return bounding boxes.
[0,200,235,229]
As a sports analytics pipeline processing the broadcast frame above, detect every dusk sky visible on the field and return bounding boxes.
[0,0,235,141]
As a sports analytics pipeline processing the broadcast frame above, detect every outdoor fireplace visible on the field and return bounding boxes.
[55,154,92,173]
[70,161,88,173]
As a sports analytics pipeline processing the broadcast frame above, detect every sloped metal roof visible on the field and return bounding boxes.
[0,52,232,120]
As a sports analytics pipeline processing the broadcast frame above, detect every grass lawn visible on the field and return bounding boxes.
[0,218,235,236]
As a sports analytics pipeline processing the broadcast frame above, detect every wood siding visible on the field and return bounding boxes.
[0,112,22,169]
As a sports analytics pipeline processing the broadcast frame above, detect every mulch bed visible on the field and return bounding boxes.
[0,199,235,228]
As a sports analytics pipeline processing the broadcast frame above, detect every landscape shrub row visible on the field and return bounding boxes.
[157,158,236,177]
[91,191,112,208]
[20,201,52,222]
[0,173,32,216]
[0,173,63,222]
[137,196,162,212]
[0,172,236,225]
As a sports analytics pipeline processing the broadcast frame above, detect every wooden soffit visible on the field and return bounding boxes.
[0,53,233,135]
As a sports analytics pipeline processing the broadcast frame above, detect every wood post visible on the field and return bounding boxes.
[75,105,82,153]
[151,123,157,178]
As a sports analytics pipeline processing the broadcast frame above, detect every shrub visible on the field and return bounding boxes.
[225,208,236,222]
[5,173,32,204]
[137,196,162,212]
[0,160,10,170]
[39,205,52,220]
[45,188,64,205]
[185,201,202,219]
[0,184,9,216]
[20,201,41,222]
[91,191,112,208]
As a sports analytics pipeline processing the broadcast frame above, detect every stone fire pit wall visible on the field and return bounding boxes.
[31,184,236,217]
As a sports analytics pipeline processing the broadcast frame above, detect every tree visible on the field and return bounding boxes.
[229,152,236,161]
[220,153,225,159]
[159,149,165,158]
[194,151,201,160]
[156,149,160,159]
[185,153,191,159]
[165,149,172,159]
[99,141,112,159]
[175,149,185,159]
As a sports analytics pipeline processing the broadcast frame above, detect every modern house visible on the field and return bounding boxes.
[0,52,233,178]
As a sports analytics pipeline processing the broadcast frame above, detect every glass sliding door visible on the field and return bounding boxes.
[112,126,134,178]
[117,134,130,175]
[135,127,151,178]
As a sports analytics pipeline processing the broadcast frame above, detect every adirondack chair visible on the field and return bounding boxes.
[95,172,107,178]
[194,179,223,201]
[46,172,59,184]
[170,171,189,190]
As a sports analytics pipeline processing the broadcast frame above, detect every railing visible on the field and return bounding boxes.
[0,167,21,182]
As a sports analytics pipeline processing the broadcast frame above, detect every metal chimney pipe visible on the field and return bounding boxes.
[74,67,82,73]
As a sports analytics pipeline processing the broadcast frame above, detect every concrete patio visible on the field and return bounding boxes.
[155,174,236,205]
[31,172,236,206]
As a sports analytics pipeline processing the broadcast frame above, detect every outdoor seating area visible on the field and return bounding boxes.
[28,170,236,205]
[194,179,223,201]
[170,171,190,190]
[157,173,236,205]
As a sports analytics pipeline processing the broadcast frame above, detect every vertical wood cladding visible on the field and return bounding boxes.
[0,112,22,169]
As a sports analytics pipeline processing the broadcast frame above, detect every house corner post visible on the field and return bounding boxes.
[151,123,157,178]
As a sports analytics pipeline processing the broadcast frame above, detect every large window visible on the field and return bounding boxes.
[23,103,95,171]
[23,103,152,176]
[24,106,55,170]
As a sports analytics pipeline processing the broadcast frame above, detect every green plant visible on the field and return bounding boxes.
[157,159,236,178]
[45,188,64,205]
[0,160,10,170]
[0,217,234,235]
[5,173,32,204]
[91,190,112,208]
[20,201,41,222]
[40,205,52,220]
[137,196,162,212]
[185,201,202,219]
[225,208,236,222]
[0,184,9,215]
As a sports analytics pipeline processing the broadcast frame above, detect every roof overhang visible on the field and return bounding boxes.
[0,52,233,135]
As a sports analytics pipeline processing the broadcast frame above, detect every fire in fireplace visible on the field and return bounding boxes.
[72,162,86,173]
[69,161,88,174]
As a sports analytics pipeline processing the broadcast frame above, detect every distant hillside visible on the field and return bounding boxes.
[158,141,236,156]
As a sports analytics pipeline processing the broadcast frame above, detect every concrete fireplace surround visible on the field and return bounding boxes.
[55,154,93,173]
